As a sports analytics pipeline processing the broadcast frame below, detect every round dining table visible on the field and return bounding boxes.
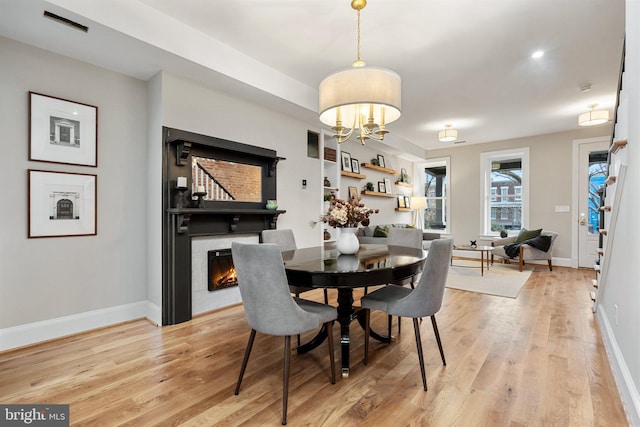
[283,243,427,377]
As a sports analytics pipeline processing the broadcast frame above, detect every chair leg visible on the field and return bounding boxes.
[398,316,402,334]
[235,329,256,395]
[364,309,370,365]
[413,318,427,391]
[548,259,553,271]
[431,315,446,366]
[326,321,336,384]
[387,314,392,340]
[519,246,524,272]
[282,336,291,425]
[323,288,329,304]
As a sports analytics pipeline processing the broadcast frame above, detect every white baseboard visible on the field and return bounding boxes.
[596,304,640,426]
[0,300,159,352]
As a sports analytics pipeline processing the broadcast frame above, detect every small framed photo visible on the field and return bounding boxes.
[341,151,352,172]
[28,169,97,238]
[348,186,359,201]
[29,92,98,167]
[400,168,408,182]
[384,178,392,194]
[405,196,411,208]
[378,181,386,193]
[377,154,386,168]
[351,158,360,174]
[397,195,406,208]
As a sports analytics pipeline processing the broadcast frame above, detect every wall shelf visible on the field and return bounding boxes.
[361,163,397,175]
[395,181,412,188]
[361,190,395,198]
[341,171,366,179]
[395,207,412,212]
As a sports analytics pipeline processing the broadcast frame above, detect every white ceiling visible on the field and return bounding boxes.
[0,0,625,154]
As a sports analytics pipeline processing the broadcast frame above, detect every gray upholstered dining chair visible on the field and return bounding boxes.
[385,227,425,333]
[361,238,453,391]
[232,242,337,425]
[262,229,328,304]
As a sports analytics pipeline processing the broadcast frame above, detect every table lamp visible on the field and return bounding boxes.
[410,196,427,229]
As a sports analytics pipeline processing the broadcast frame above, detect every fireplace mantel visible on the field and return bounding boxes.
[162,127,285,325]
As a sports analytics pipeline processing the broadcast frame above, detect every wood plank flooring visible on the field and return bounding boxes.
[0,266,629,426]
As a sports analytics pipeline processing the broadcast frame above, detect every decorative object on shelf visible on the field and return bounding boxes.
[348,186,359,202]
[470,240,477,248]
[324,147,337,162]
[378,181,386,193]
[266,199,278,210]
[28,169,97,238]
[365,182,375,191]
[341,151,352,172]
[324,229,331,241]
[324,193,334,201]
[404,196,410,207]
[500,229,508,238]
[438,124,458,142]
[371,158,379,166]
[399,168,409,183]
[29,92,98,167]
[377,154,386,168]
[351,158,360,174]
[176,176,188,209]
[318,0,401,145]
[384,177,392,194]
[324,176,331,187]
[578,104,610,127]
[397,195,406,208]
[193,187,207,208]
[336,228,360,255]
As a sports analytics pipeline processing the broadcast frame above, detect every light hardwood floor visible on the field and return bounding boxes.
[0,266,629,426]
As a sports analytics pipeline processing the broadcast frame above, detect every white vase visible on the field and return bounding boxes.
[336,228,359,255]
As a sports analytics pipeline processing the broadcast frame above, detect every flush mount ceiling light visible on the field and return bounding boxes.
[318,0,401,145]
[438,124,458,142]
[578,104,610,127]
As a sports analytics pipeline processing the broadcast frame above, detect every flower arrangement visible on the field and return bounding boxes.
[312,194,379,228]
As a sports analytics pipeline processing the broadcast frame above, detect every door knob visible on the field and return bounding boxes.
[579,213,587,226]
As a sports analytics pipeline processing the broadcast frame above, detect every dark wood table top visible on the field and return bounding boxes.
[283,244,426,288]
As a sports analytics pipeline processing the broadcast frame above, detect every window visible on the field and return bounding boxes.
[480,148,529,235]
[419,157,449,232]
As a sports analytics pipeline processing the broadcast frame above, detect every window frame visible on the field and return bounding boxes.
[416,156,450,234]
[480,148,529,236]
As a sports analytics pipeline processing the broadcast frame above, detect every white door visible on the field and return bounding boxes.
[578,141,608,268]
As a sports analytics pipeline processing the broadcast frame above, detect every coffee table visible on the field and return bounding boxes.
[451,245,494,276]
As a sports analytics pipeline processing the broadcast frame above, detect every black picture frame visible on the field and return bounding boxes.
[397,195,405,208]
[377,154,386,168]
[351,158,360,174]
[378,181,386,193]
[341,151,352,172]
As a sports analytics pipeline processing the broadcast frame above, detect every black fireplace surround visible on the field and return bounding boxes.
[162,127,285,325]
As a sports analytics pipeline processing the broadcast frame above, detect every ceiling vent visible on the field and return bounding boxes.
[43,11,89,33]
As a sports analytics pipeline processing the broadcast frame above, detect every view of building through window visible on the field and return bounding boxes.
[424,165,447,230]
[490,158,522,232]
[588,151,607,234]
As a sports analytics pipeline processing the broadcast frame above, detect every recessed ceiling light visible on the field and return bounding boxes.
[531,50,544,59]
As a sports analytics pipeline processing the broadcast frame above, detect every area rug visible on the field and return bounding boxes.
[445,260,532,298]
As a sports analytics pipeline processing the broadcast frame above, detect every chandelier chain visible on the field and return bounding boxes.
[356,9,361,61]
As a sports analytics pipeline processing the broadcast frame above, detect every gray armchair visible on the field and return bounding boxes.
[360,239,453,391]
[232,242,337,425]
[491,230,558,272]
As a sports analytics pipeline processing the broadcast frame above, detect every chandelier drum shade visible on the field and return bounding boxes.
[318,0,401,145]
[578,104,610,127]
[438,124,458,142]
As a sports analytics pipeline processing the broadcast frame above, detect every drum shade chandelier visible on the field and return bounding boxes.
[438,124,458,142]
[318,0,401,145]
[578,104,610,127]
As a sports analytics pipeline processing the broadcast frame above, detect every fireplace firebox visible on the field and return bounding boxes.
[208,249,237,291]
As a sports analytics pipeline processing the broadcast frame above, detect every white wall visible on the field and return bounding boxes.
[0,37,149,349]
